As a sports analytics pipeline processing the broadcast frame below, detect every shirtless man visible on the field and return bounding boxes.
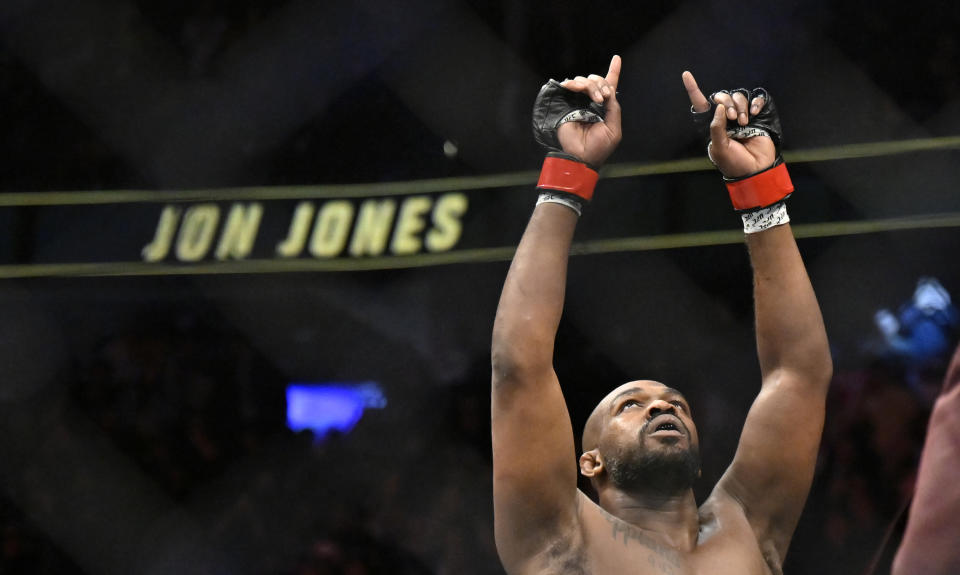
[490,55,833,575]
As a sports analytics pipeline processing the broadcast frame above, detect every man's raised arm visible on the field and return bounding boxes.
[683,74,833,564]
[491,56,621,572]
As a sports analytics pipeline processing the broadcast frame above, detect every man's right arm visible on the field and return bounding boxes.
[491,56,621,573]
[491,201,582,571]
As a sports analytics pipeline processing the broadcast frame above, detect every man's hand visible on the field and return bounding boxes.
[556,55,623,167]
[682,71,775,178]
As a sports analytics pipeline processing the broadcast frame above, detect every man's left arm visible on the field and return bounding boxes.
[726,223,832,556]
[683,74,833,560]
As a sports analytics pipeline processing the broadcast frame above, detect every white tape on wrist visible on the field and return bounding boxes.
[537,192,583,216]
[560,109,603,125]
[741,202,789,234]
[727,126,771,141]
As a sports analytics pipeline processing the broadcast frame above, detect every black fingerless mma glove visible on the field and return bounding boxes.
[691,87,794,232]
[531,80,604,214]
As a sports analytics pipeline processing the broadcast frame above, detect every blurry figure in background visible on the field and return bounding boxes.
[873,277,958,405]
[874,277,958,365]
[891,341,960,575]
[490,56,832,575]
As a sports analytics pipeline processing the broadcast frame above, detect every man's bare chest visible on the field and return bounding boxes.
[576,518,775,575]
[537,500,779,575]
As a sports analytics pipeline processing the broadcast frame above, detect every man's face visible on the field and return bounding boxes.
[595,381,701,491]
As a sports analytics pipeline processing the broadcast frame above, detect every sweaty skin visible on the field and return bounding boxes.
[491,59,832,575]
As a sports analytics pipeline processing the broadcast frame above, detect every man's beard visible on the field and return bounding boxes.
[606,443,701,495]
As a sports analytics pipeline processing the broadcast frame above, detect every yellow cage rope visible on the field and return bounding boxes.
[0,136,958,206]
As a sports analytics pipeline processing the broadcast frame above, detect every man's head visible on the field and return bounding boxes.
[579,380,701,496]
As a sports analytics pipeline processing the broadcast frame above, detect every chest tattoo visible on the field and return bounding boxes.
[604,514,682,573]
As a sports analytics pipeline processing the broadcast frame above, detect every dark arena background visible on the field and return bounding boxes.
[2,1,959,574]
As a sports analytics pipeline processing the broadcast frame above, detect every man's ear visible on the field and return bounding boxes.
[579,449,603,478]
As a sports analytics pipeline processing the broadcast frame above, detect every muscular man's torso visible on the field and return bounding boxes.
[528,491,781,575]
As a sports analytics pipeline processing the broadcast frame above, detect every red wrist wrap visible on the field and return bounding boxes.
[725,162,794,211]
[537,156,599,201]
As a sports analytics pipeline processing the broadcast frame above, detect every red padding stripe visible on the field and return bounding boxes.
[725,162,794,211]
[536,156,599,201]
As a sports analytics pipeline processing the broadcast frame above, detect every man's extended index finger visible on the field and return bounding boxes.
[682,71,710,113]
[605,55,621,90]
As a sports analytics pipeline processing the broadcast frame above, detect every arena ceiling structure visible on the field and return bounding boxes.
[1,1,959,574]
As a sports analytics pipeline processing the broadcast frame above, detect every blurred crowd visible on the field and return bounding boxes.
[0,310,499,575]
[1,281,957,575]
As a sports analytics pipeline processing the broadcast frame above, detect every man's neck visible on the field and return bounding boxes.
[598,487,700,551]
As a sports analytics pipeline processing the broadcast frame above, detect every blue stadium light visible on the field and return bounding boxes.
[285,382,387,439]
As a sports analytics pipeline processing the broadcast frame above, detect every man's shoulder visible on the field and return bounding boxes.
[698,489,784,575]
[502,496,589,575]
[699,483,747,517]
